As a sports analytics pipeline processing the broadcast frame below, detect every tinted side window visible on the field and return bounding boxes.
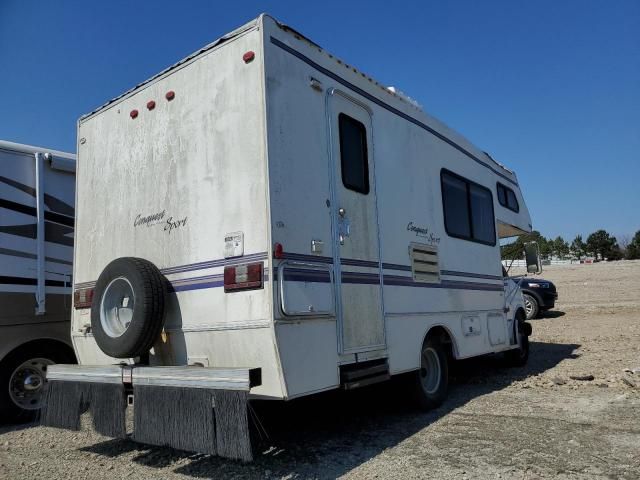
[506,189,519,212]
[497,184,507,206]
[497,182,519,212]
[442,173,471,238]
[339,113,369,194]
[470,184,495,244]
[442,170,496,246]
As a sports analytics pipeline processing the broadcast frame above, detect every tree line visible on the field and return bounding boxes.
[501,229,640,261]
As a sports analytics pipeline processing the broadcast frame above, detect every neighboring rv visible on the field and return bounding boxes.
[0,141,76,421]
[44,15,535,459]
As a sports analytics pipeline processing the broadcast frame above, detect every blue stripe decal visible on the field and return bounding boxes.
[280,252,333,264]
[440,270,503,281]
[75,254,502,292]
[276,267,502,292]
[171,272,270,293]
[270,36,518,187]
[382,262,412,272]
[74,252,269,289]
[162,252,268,274]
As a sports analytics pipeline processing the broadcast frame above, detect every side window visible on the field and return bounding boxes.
[469,184,495,244]
[338,113,369,194]
[441,170,496,246]
[497,182,519,212]
[442,173,471,238]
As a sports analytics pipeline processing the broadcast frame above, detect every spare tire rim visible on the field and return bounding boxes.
[9,357,54,410]
[420,346,441,395]
[100,276,135,338]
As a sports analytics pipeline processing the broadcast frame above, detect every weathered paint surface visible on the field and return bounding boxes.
[73,15,532,401]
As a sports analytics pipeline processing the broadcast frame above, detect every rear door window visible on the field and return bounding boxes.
[338,113,370,194]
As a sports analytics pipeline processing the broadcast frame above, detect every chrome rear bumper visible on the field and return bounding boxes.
[47,364,262,390]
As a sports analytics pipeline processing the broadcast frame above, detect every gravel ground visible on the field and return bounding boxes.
[1,261,639,479]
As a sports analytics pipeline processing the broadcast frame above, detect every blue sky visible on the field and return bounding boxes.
[1,1,638,241]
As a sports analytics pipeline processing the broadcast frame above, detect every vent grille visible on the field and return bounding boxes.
[409,243,440,283]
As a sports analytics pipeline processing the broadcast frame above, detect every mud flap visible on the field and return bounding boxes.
[41,364,260,462]
[41,381,127,438]
[133,386,251,461]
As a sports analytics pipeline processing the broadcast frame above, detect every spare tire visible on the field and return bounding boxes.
[91,257,167,359]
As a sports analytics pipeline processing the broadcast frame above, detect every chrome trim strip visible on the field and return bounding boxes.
[132,366,257,391]
[46,364,123,384]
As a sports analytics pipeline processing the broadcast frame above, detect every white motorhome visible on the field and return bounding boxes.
[0,140,76,420]
[44,15,535,460]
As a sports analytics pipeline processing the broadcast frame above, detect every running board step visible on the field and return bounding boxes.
[340,359,390,390]
[342,373,391,390]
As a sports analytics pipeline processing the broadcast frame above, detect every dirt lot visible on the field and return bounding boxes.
[1,261,639,479]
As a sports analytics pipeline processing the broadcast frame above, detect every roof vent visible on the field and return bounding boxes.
[387,86,422,110]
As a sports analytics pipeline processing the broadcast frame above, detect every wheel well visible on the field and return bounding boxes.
[424,326,457,360]
[0,338,76,366]
[522,289,542,306]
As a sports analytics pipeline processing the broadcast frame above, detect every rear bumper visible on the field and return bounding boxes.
[539,291,558,309]
[47,364,262,391]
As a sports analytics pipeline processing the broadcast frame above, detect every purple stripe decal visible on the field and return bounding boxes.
[162,252,268,274]
[280,252,333,264]
[170,272,269,293]
[382,262,412,272]
[440,269,502,281]
[75,254,502,292]
[383,275,503,291]
[275,268,502,292]
[171,280,224,292]
[74,253,269,289]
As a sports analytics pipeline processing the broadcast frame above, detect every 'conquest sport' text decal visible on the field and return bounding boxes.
[134,210,188,235]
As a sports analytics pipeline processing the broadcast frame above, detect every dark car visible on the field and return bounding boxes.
[520,278,558,319]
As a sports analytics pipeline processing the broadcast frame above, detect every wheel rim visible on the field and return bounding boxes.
[9,357,54,410]
[420,347,441,394]
[100,276,135,338]
[524,297,534,318]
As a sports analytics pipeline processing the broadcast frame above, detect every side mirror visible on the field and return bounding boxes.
[524,241,542,274]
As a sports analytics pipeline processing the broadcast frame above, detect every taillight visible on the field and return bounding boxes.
[224,263,263,292]
[74,287,94,309]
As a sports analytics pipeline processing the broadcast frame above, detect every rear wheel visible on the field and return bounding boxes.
[411,336,449,410]
[0,345,76,423]
[523,293,539,320]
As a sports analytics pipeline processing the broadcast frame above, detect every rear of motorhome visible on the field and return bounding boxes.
[0,140,76,420]
[44,15,534,459]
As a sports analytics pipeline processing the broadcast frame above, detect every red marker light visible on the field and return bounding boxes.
[274,242,284,259]
[243,51,255,63]
[165,90,175,101]
[130,109,139,119]
[146,100,156,110]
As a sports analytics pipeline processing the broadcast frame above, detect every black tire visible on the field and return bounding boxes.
[0,344,76,424]
[523,293,539,320]
[504,311,530,367]
[411,336,449,410]
[91,257,167,359]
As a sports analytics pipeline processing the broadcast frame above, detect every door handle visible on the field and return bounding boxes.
[338,207,346,217]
